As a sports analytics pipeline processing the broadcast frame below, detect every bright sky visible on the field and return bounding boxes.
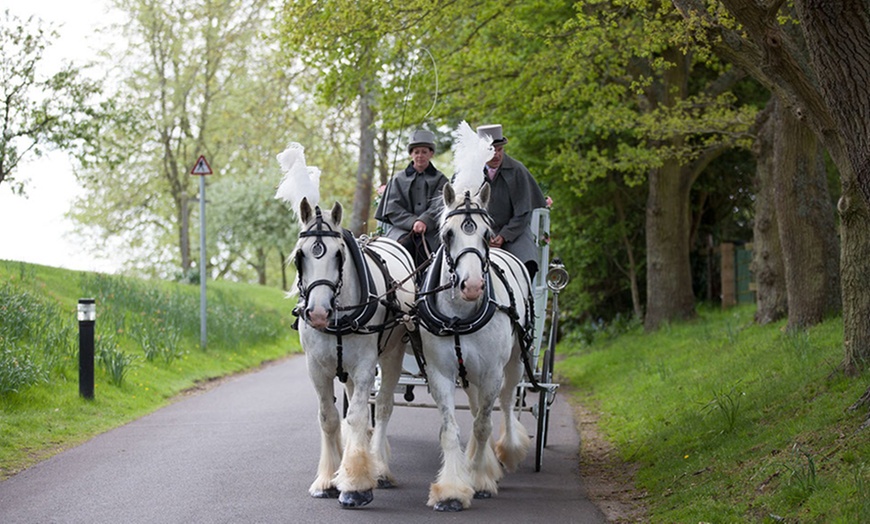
[0,0,121,273]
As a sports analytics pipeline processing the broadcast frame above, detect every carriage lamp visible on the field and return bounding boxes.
[77,298,96,399]
[546,258,569,293]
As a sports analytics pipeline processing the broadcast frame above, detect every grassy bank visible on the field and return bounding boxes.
[561,304,870,522]
[0,261,301,479]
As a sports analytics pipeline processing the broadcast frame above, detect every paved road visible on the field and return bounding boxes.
[0,355,606,523]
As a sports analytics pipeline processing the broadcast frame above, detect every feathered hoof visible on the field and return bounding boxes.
[311,487,340,499]
[377,477,395,489]
[338,489,373,508]
[433,498,465,512]
[474,490,493,499]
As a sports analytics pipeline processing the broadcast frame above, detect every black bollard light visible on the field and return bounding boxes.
[77,298,96,400]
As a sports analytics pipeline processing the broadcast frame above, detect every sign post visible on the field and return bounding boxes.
[190,155,213,349]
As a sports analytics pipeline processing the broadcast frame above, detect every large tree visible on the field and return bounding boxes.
[73,0,310,279]
[423,1,758,329]
[671,0,870,376]
[0,9,104,195]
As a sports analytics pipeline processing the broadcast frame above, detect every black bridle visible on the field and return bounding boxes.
[442,191,492,285]
[295,207,344,309]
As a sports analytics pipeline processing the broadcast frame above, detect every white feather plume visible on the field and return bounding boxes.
[451,120,494,193]
[275,142,320,211]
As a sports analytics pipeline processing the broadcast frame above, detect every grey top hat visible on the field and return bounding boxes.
[407,129,437,153]
[476,124,508,146]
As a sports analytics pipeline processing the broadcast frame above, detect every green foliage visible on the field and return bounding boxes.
[701,382,743,433]
[0,261,300,478]
[560,304,870,521]
[207,176,299,283]
[0,9,105,194]
[69,0,344,280]
[0,280,70,392]
[96,334,136,387]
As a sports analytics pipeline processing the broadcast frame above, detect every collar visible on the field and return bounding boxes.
[404,162,438,177]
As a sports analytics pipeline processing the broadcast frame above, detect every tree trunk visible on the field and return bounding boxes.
[793,0,870,374]
[180,189,192,274]
[839,182,870,375]
[795,0,870,205]
[643,47,696,331]
[644,157,696,330]
[350,87,376,237]
[613,185,643,320]
[377,128,390,187]
[750,99,787,325]
[772,97,841,330]
[255,247,267,286]
[280,250,288,292]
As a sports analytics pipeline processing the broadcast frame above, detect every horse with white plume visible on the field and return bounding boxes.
[415,121,535,511]
[276,143,416,508]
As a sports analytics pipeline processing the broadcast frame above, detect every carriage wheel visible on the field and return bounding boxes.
[534,347,553,472]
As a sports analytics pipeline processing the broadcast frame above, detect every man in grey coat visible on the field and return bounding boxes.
[375,129,448,266]
[477,124,547,281]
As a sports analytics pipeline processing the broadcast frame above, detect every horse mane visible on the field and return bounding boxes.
[275,142,321,213]
[451,120,493,196]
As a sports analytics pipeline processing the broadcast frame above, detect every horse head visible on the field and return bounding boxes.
[439,182,492,302]
[294,198,345,330]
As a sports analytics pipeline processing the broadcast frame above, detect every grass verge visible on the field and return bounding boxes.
[0,261,300,480]
[561,304,870,522]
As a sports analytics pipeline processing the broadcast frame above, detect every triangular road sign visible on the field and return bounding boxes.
[190,155,213,175]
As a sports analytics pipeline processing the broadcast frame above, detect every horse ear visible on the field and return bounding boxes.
[300,198,312,223]
[330,201,343,226]
[443,183,456,207]
[478,183,491,208]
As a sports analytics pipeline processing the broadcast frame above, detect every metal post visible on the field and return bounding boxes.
[77,298,96,399]
[199,175,207,349]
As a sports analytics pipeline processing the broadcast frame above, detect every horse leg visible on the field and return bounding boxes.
[334,361,378,508]
[426,369,474,511]
[308,368,342,499]
[465,377,503,499]
[495,344,531,472]
[370,332,404,488]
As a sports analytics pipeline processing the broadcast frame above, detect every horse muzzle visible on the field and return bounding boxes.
[459,276,485,302]
[305,305,331,330]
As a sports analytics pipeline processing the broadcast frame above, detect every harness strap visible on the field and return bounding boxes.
[335,332,348,383]
[415,245,498,336]
[454,333,469,388]
[321,229,379,336]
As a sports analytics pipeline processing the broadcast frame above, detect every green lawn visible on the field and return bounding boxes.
[561,305,870,522]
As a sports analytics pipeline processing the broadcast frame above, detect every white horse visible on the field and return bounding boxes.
[291,198,415,508]
[416,182,535,511]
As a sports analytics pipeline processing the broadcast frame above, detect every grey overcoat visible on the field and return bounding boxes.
[374,162,447,251]
[484,154,547,266]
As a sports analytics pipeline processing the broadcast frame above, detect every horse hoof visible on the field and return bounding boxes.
[377,477,395,489]
[474,490,492,499]
[339,489,373,508]
[434,498,465,512]
[311,487,340,499]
